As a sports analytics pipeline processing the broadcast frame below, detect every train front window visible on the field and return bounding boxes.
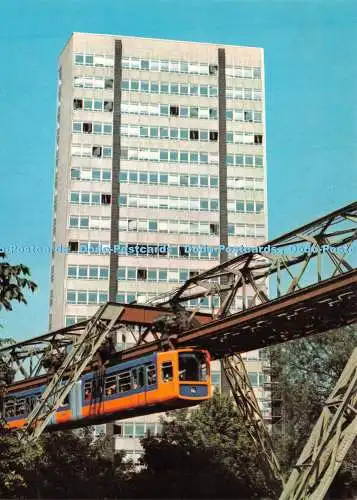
[179,352,208,381]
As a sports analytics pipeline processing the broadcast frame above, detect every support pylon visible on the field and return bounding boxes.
[20,303,124,442]
[223,353,284,484]
[280,347,357,500]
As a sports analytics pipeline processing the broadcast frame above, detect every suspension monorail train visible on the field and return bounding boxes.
[3,348,212,431]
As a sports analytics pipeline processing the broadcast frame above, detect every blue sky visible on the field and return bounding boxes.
[1,0,356,341]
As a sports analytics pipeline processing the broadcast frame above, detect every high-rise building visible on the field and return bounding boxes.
[50,32,269,460]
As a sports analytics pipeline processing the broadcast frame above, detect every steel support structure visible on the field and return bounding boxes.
[20,303,124,442]
[223,354,284,483]
[0,201,355,496]
[280,347,357,500]
[147,202,357,313]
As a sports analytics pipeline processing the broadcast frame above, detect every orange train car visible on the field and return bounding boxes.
[3,348,212,431]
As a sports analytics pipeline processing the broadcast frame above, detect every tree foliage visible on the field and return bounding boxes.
[0,253,37,313]
[132,392,278,498]
[0,427,133,499]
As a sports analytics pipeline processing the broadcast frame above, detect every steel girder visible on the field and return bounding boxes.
[19,303,124,442]
[1,202,354,386]
[279,347,357,500]
[146,201,357,316]
[223,354,284,483]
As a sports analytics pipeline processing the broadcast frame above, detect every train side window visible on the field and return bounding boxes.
[25,395,40,414]
[4,399,15,417]
[105,374,117,396]
[147,364,156,385]
[84,380,92,400]
[138,367,145,387]
[15,398,25,416]
[132,368,138,389]
[162,362,173,382]
[118,370,131,393]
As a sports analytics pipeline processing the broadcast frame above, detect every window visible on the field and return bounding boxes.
[105,375,117,396]
[75,54,84,65]
[101,194,111,205]
[179,352,208,381]
[209,64,218,75]
[190,129,199,140]
[73,122,82,133]
[170,128,179,139]
[160,105,169,116]
[123,423,134,437]
[103,147,112,158]
[210,223,219,235]
[83,122,92,133]
[170,105,179,116]
[244,111,253,122]
[236,201,245,212]
[92,146,102,158]
[104,101,113,112]
[246,201,254,213]
[256,202,264,213]
[249,372,258,386]
[135,424,146,437]
[118,370,131,392]
[162,361,173,382]
[15,398,26,416]
[254,134,263,145]
[158,270,167,281]
[209,131,218,142]
[199,85,208,96]
[160,127,169,138]
[113,423,123,436]
[190,107,199,118]
[69,241,78,252]
[73,99,83,110]
[147,364,156,385]
[179,246,189,257]
[137,268,147,280]
[105,78,113,89]
[180,106,188,117]
[138,367,145,387]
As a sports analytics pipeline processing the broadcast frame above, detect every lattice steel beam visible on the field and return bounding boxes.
[223,354,284,484]
[279,347,357,500]
[147,201,357,315]
[20,303,124,442]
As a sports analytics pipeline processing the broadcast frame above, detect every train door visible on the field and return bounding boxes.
[69,381,82,421]
[158,352,176,402]
[133,365,147,408]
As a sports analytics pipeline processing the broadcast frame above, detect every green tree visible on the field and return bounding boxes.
[270,325,357,496]
[0,252,37,314]
[0,427,134,499]
[0,430,42,498]
[132,392,278,498]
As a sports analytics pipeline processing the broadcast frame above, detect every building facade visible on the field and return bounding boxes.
[50,32,269,459]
